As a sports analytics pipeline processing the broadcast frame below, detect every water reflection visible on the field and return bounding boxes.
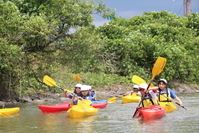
[137,118,169,133]
[38,111,96,132]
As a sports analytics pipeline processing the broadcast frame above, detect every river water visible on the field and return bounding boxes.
[0,93,198,133]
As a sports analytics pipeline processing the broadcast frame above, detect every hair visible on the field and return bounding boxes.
[158,81,167,85]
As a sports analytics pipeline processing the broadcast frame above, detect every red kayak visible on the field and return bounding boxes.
[91,102,108,109]
[133,105,166,120]
[38,101,108,113]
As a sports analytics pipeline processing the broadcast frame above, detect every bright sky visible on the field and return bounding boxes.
[93,0,199,26]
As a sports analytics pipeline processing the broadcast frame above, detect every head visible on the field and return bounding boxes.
[133,85,139,92]
[74,84,82,93]
[158,79,167,90]
[139,83,148,95]
[80,85,90,96]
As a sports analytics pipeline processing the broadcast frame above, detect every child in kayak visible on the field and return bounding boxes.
[70,85,93,106]
[124,84,141,96]
[138,83,158,107]
[148,79,183,107]
[64,83,82,99]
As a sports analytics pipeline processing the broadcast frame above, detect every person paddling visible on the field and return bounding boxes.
[148,79,183,107]
[124,85,141,96]
[138,83,158,108]
[64,83,82,99]
[70,85,93,106]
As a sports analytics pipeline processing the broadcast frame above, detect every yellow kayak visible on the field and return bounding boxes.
[158,102,177,113]
[67,105,98,118]
[122,93,141,103]
[0,107,20,117]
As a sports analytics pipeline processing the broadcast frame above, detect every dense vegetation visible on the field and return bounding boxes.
[0,0,199,101]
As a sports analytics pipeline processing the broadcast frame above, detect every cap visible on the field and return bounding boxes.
[133,85,139,89]
[81,85,89,91]
[158,79,167,84]
[139,83,148,90]
[75,84,82,88]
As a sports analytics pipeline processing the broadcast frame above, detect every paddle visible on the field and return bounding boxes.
[132,57,167,118]
[132,75,154,87]
[107,96,120,103]
[43,75,64,91]
[175,102,189,110]
[132,75,146,85]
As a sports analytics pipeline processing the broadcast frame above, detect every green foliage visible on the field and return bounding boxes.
[0,0,116,100]
[97,11,199,83]
[53,71,131,91]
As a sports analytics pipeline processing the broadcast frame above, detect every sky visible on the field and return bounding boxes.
[93,0,199,26]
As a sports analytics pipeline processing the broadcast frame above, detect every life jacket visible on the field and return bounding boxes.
[141,93,158,107]
[158,88,172,102]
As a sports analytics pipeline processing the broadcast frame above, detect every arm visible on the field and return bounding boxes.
[169,89,183,106]
[174,97,183,107]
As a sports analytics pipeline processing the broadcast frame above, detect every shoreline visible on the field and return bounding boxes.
[1,83,199,105]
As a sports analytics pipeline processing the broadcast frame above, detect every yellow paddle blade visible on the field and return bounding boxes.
[43,75,58,87]
[151,57,167,80]
[108,97,119,103]
[64,89,73,94]
[73,75,81,82]
[132,75,146,85]
[77,100,92,107]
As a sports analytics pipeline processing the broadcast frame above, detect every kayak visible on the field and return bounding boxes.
[91,101,108,109]
[158,102,177,113]
[38,101,108,113]
[38,102,71,113]
[0,107,20,117]
[122,93,141,103]
[133,105,166,120]
[91,100,107,103]
[67,105,98,118]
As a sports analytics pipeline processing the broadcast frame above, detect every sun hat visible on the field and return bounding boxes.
[81,85,89,91]
[133,85,139,89]
[158,79,167,84]
[139,83,148,90]
[75,84,82,88]
[86,85,92,90]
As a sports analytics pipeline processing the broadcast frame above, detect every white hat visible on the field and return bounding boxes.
[85,85,92,90]
[133,85,139,89]
[158,79,167,84]
[81,85,89,91]
[139,83,148,90]
[75,84,82,88]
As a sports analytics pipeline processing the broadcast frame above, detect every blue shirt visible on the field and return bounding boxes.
[159,88,177,99]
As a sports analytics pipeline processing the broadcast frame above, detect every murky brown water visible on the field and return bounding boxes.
[0,93,198,133]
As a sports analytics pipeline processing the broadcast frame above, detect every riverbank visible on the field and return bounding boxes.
[1,82,199,105]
